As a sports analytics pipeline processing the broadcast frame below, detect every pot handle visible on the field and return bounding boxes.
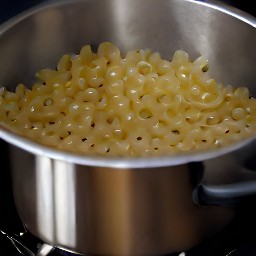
[189,159,256,206]
[192,180,256,206]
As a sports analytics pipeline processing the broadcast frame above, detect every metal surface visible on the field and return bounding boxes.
[36,244,54,256]
[9,147,235,255]
[0,0,255,255]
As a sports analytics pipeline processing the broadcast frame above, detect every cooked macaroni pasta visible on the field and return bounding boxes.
[0,42,256,156]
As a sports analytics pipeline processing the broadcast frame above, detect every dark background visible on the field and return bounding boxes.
[1,0,46,24]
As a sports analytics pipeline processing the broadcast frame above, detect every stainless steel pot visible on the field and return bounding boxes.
[0,0,256,255]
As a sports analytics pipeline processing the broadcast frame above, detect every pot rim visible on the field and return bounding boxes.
[0,0,255,34]
[1,126,255,168]
[0,0,255,168]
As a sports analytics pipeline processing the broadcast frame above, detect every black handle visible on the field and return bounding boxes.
[192,181,256,206]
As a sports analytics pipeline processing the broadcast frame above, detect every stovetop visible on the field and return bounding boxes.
[1,0,256,255]
[1,206,256,256]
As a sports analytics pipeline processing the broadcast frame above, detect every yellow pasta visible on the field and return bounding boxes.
[0,42,256,157]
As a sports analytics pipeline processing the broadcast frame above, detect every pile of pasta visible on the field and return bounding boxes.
[0,42,256,156]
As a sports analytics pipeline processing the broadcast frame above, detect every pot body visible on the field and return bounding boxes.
[0,0,255,255]
[8,144,235,255]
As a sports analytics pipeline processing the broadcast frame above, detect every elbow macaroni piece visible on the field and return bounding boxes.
[1,42,256,156]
